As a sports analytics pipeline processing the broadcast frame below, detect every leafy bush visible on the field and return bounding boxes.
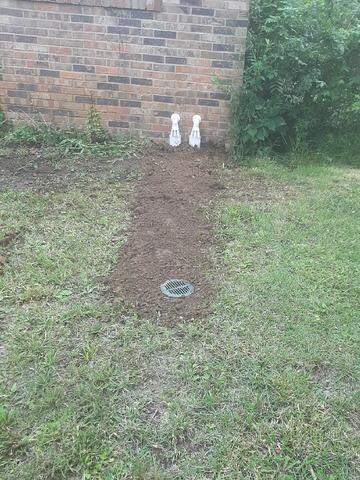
[232,0,360,157]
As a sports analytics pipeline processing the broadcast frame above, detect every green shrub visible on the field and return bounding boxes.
[232,0,360,157]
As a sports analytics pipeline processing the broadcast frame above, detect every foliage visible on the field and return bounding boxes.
[86,97,109,144]
[2,121,75,147]
[232,0,360,157]
[0,105,12,136]
[0,110,142,158]
[0,107,5,131]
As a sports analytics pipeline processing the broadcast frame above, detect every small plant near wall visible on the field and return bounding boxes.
[86,96,108,145]
[232,0,360,158]
[0,106,5,130]
[0,105,12,136]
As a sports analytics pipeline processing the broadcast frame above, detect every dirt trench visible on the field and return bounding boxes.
[108,144,226,321]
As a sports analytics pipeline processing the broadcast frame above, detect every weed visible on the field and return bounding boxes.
[0,113,142,159]
[0,105,12,136]
[86,97,108,145]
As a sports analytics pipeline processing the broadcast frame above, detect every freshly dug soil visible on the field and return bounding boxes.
[108,144,225,321]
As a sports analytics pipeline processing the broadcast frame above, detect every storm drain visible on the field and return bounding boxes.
[161,279,194,298]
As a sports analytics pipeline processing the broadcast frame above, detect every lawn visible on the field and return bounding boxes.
[0,152,359,479]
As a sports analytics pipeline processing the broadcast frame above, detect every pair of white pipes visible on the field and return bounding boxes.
[169,113,201,148]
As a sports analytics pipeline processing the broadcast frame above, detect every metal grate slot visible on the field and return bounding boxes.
[160,279,194,298]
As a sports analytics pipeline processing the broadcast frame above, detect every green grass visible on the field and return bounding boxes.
[1,154,359,479]
[211,161,360,478]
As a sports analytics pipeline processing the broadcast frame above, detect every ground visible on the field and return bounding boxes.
[108,145,226,321]
[0,146,359,479]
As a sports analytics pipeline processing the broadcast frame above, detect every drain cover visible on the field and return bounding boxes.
[161,279,194,298]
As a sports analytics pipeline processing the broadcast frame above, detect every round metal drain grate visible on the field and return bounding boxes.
[161,279,194,298]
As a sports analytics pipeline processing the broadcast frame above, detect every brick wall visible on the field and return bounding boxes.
[0,0,249,142]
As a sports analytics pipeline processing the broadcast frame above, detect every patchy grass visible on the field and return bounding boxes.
[1,153,359,479]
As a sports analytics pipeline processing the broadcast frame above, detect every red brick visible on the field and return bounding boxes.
[34,3,58,12]
[49,46,72,55]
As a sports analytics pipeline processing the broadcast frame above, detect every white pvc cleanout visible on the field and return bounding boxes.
[189,115,201,148]
[169,113,181,147]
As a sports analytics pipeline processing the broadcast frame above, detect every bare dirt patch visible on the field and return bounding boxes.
[0,152,139,192]
[108,145,226,322]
